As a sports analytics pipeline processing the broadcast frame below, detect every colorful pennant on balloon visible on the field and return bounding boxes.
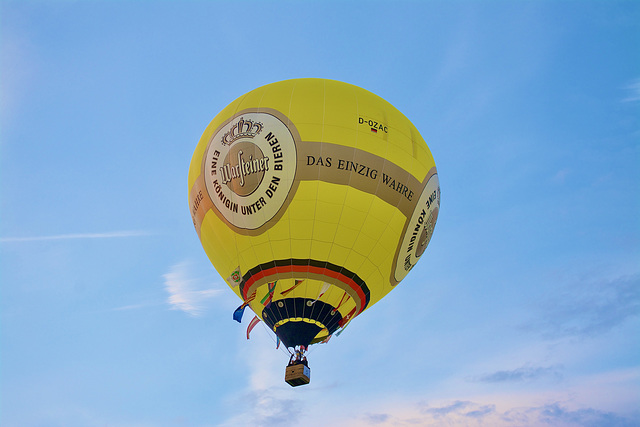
[338,307,356,328]
[280,279,304,297]
[260,281,277,306]
[232,305,247,323]
[232,291,256,323]
[318,282,330,299]
[331,291,349,314]
[313,282,330,303]
[246,315,261,340]
[309,282,331,305]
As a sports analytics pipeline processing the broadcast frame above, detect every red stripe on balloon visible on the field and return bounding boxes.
[242,265,366,314]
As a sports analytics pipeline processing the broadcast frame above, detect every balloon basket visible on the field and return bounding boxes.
[285,363,311,387]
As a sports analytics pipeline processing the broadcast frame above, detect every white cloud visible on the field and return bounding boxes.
[217,323,307,427]
[0,230,152,243]
[470,364,563,384]
[240,365,640,427]
[622,78,640,102]
[552,168,571,184]
[111,302,160,312]
[321,392,640,427]
[222,388,302,427]
[0,19,36,129]
[163,261,224,316]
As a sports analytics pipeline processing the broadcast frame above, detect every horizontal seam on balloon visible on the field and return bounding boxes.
[240,260,369,313]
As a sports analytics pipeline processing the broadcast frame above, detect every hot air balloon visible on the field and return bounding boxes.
[188,78,439,386]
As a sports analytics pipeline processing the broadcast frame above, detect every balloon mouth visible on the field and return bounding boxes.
[262,298,343,348]
[275,321,323,349]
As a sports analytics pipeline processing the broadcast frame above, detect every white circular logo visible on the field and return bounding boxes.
[394,174,440,282]
[203,111,297,230]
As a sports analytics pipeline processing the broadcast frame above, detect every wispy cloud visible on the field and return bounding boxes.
[111,302,161,312]
[422,400,474,417]
[163,261,223,316]
[418,400,497,421]
[352,399,638,427]
[465,404,496,419]
[552,168,571,184]
[525,274,640,338]
[213,340,639,427]
[470,364,563,383]
[622,78,640,102]
[0,230,152,243]
[356,400,498,425]
[223,390,301,427]
[218,330,302,427]
[363,413,389,425]
[524,402,636,427]
[0,19,36,127]
[313,368,640,426]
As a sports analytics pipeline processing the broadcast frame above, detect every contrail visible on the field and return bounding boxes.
[0,230,152,242]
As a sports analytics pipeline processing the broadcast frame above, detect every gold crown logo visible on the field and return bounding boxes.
[222,117,264,145]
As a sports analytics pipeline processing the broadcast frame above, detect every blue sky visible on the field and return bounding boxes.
[1,1,638,426]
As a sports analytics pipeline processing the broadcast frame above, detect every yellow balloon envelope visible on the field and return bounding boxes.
[188,78,440,350]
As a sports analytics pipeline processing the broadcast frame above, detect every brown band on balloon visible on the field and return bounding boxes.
[295,141,423,218]
[192,139,428,237]
[189,175,214,238]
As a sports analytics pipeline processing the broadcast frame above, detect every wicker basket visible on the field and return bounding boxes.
[285,363,311,387]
